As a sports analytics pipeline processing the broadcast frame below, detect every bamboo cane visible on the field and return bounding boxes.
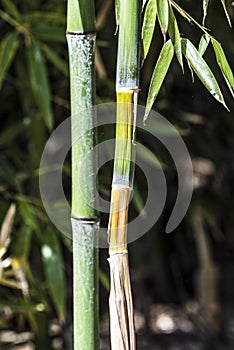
[108,0,141,349]
[66,1,99,349]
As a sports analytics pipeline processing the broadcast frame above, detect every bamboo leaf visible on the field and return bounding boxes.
[22,11,66,24]
[211,38,234,97]
[27,43,53,130]
[41,44,68,77]
[170,0,207,33]
[198,33,210,56]
[142,0,157,62]
[156,0,169,38]
[202,0,209,26]
[181,38,227,108]
[219,0,232,27]
[144,40,174,120]
[2,0,20,19]
[168,4,183,69]
[32,24,65,42]
[41,229,65,321]
[0,32,19,89]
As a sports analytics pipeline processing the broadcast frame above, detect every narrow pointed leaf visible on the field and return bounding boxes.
[198,34,210,56]
[144,40,174,120]
[41,229,65,321]
[171,0,207,33]
[2,0,20,19]
[41,44,68,77]
[220,0,232,27]
[156,0,169,38]
[181,38,227,108]
[0,32,19,89]
[202,0,209,26]
[168,4,183,69]
[211,38,234,97]
[142,0,157,62]
[27,43,53,130]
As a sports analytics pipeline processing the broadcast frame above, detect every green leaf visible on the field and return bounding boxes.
[0,32,19,89]
[32,24,65,42]
[2,0,20,19]
[219,0,232,27]
[18,201,38,232]
[181,38,227,108]
[22,11,66,24]
[170,0,207,33]
[198,34,210,56]
[168,4,183,69]
[142,0,157,62]
[211,38,234,98]
[41,44,68,77]
[12,225,32,259]
[156,0,169,38]
[41,229,65,321]
[144,40,174,120]
[202,0,209,26]
[27,43,53,130]
[0,122,26,148]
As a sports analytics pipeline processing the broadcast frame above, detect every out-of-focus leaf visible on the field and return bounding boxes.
[156,0,169,38]
[12,225,32,260]
[0,203,16,258]
[144,40,174,120]
[22,11,66,24]
[99,268,110,290]
[32,24,66,42]
[0,301,47,312]
[132,182,145,216]
[27,42,53,130]
[0,122,27,148]
[198,34,210,56]
[202,0,209,25]
[41,229,65,321]
[18,201,38,232]
[211,38,234,97]
[41,44,68,77]
[219,0,232,27]
[0,32,19,89]
[181,38,227,109]
[168,4,183,69]
[142,0,157,62]
[2,0,20,19]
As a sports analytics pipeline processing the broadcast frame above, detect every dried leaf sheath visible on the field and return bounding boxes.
[108,251,135,350]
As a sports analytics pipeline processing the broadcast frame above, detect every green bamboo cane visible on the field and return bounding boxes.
[108,0,141,349]
[66,1,99,349]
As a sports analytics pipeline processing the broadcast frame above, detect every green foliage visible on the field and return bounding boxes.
[0,32,19,88]
[181,38,226,108]
[141,0,157,62]
[144,40,174,120]
[143,0,234,117]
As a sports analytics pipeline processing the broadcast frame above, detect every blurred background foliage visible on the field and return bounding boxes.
[0,0,234,349]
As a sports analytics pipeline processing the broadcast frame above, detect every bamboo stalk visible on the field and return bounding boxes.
[66,1,99,349]
[108,0,141,349]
